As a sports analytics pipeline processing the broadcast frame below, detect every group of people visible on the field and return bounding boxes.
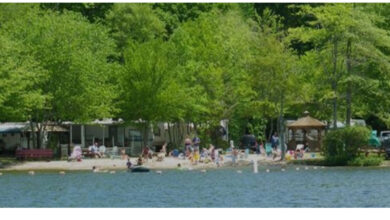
[68,142,129,161]
[169,135,224,166]
[88,142,105,158]
[82,131,311,166]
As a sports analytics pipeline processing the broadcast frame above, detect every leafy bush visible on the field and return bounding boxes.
[347,156,384,166]
[322,126,370,165]
[324,155,350,166]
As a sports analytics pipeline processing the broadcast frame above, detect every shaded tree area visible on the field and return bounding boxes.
[1,3,390,151]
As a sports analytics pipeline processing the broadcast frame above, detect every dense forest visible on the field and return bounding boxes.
[1,3,390,149]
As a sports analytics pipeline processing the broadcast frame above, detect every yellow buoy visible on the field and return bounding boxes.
[59,171,65,175]
[28,171,35,175]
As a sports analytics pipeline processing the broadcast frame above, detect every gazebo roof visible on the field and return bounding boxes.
[287,111,326,129]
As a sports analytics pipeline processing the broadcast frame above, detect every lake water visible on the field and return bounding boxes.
[0,166,389,207]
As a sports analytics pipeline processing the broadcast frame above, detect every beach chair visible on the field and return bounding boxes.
[99,145,106,157]
[110,146,120,159]
[265,143,272,157]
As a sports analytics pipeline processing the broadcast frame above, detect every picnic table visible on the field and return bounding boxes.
[16,149,53,160]
[82,148,96,158]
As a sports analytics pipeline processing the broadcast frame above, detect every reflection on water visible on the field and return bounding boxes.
[0,166,389,207]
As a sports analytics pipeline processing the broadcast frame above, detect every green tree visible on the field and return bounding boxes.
[289,4,390,129]
[1,8,117,148]
[40,3,113,22]
[248,9,301,158]
[0,35,48,122]
[105,3,166,59]
[170,9,255,145]
[118,39,185,147]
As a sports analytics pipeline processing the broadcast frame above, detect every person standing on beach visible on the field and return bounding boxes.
[184,136,192,157]
[209,144,215,161]
[214,149,220,167]
[192,135,201,152]
[256,139,263,155]
[232,147,238,165]
[271,132,279,151]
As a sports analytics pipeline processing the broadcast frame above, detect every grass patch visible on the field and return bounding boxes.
[288,155,384,167]
[287,158,326,166]
[347,155,384,166]
[0,156,18,168]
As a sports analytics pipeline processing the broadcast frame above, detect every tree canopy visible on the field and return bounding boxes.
[1,3,390,149]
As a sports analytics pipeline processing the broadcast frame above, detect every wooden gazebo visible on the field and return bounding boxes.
[286,111,327,151]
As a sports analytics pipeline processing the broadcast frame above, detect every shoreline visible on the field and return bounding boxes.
[0,154,289,172]
[3,153,387,172]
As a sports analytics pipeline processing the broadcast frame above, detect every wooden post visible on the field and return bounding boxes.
[69,124,73,146]
[81,125,85,148]
[68,124,72,156]
[122,127,125,147]
[27,132,30,149]
[102,126,105,146]
[318,128,322,151]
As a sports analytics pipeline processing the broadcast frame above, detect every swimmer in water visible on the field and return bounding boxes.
[92,166,99,173]
[126,158,132,169]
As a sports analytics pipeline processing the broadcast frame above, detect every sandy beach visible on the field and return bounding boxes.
[1,154,291,171]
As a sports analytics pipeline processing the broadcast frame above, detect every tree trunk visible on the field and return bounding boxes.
[167,123,173,147]
[142,121,149,150]
[37,123,45,149]
[30,121,37,149]
[346,38,352,127]
[37,127,41,149]
[332,37,339,129]
[268,119,274,141]
[194,123,198,134]
[280,91,285,160]
[176,122,182,148]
